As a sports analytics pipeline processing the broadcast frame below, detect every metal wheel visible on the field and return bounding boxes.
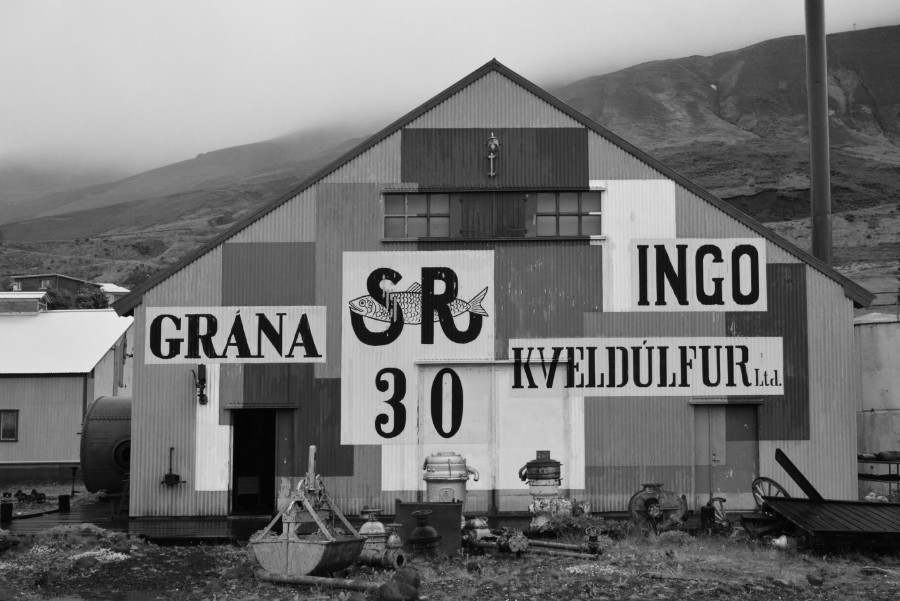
[706,497,732,532]
[751,476,790,509]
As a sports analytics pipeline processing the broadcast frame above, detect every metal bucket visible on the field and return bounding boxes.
[252,536,366,576]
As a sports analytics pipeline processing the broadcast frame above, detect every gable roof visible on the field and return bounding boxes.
[114,59,873,314]
[0,309,133,375]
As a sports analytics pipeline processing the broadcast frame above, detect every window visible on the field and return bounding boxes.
[384,193,450,239]
[40,279,51,290]
[11,282,21,291]
[535,191,601,237]
[384,191,601,240]
[0,410,18,442]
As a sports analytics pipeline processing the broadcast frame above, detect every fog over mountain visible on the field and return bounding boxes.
[0,25,898,296]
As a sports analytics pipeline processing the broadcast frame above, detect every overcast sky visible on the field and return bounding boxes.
[2,0,899,174]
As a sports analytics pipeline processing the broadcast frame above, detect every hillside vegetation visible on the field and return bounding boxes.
[1,26,898,299]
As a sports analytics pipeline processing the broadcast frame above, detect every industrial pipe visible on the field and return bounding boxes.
[466,539,597,560]
[527,539,601,555]
[357,547,407,570]
[255,568,381,592]
[805,0,832,264]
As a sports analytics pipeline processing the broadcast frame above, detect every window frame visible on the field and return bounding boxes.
[383,189,602,241]
[534,191,602,238]
[0,410,18,442]
[383,193,451,240]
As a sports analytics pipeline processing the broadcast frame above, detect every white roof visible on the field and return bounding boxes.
[97,283,130,294]
[0,292,48,300]
[0,309,133,374]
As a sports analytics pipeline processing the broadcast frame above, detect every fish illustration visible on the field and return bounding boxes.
[349,282,489,324]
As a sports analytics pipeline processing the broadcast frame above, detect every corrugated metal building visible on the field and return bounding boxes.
[114,60,872,517]
[0,293,133,480]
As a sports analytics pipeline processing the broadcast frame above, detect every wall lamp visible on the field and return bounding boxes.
[191,364,208,405]
[486,132,500,177]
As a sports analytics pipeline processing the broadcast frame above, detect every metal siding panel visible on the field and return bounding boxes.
[584,311,726,337]
[401,128,588,189]
[584,397,694,512]
[760,269,857,500]
[242,364,300,409]
[674,184,799,264]
[727,264,808,440]
[135,252,228,516]
[408,71,582,129]
[290,376,352,476]
[130,304,229,517]
[856,321,900,411]
[494,242,602,359]
[321,132,401,184]
[585,466,694,513]
[221,242,316,306]
[276,444,382,515]
[229,188,316,243]
[601,179,677,312]
[315,184,383,379]
[0,377,83,464]
[144,247,223,307]
[588,132,667,180]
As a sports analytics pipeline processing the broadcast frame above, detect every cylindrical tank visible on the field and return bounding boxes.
[80,396,131,494]
[422,452,479,503]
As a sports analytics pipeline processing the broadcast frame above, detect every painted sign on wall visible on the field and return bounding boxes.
[145,306,326,364]
[509,337,784,396]
[341,251,494,445]
[631,239,767,311]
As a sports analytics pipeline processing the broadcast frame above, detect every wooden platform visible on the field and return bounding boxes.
[765,497,900,550]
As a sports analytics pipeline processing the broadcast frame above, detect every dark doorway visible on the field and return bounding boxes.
[231,409,276,515]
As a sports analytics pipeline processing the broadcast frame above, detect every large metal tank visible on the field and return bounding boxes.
[80,396,131,494]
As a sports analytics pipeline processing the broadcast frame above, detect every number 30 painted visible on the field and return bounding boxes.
[375,367,463,439]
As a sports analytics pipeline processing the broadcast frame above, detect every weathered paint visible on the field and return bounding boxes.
[400,128,588,189]
[133,247,227,516]
[674,184,799,265]
[195,364,230,491]
[407,71,582,129]
[584,396,694,512]
[855,319,900,411]
[601,180,677,312]
[493,242,602,359]
[588,132,666,180]
[0,376,85,464]
[229,188,317,243]
[130,304,230,516]
[316,184,387,380]
[761,269,858,500]
[321,133,402,184]
[726,264,808,440]
[120,60,865,518]
[222,242,318,306]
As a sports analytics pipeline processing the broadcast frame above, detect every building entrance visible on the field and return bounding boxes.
[231,409,276,515]
[693,403,759,511]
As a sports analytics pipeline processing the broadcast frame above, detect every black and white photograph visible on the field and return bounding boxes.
[2,1,900,599]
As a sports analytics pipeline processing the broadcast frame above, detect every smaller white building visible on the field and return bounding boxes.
[0,292,133,481]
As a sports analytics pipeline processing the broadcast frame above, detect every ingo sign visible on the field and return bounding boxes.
[145,306,326,364]
[631,239,767,311]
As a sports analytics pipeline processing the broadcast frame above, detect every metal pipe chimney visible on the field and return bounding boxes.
[805,0,832,265]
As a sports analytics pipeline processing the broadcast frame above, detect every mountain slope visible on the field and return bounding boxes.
[0,125,368,226]
[1,25,898,294]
